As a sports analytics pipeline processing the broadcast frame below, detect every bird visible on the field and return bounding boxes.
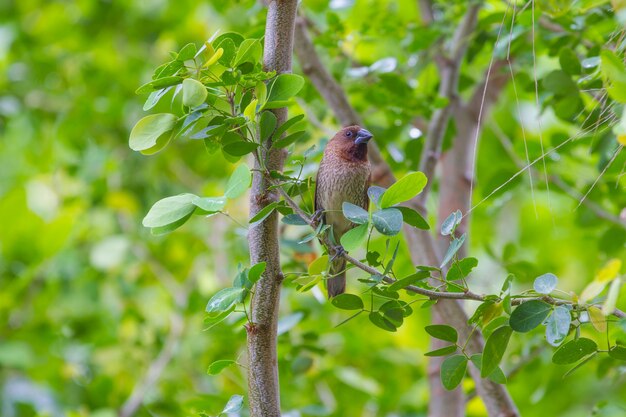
[315,125,373,298]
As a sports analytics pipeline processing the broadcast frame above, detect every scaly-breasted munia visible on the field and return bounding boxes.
[315,125,373,297]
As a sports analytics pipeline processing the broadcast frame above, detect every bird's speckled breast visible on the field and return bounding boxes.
[316,153,370,238]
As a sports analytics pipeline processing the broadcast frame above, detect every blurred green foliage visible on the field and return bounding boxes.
[1,0,626,417]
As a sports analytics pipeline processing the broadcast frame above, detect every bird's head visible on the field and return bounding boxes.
[334,125,373,145]
[328,125,373,162]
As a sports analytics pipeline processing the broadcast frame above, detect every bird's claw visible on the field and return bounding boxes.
[330,245,346,262]
[311,209,324,227]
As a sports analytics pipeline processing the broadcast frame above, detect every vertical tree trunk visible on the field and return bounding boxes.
[247,1,298,416]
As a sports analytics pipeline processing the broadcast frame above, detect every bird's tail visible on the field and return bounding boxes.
[327,257,346,298]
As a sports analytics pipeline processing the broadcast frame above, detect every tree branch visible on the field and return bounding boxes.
[247,1,298,415]
[270,178,626,319]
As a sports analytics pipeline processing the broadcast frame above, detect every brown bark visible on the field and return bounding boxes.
[247,1,298,416]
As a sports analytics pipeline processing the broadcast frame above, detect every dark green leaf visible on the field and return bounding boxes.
[425,345,458,357]
[282,214,308,225]
[259,111,277,141]
[249,202,278,226]
[223,141,259,156]
[396,206,429,229]
[273,114,305,140]
[543,70,577,95]
[552,338,598,364]
[440,355,468,390]
[510,300,552,333]
[368,311,397,332]
[481,325,512,378]
[609,346,626,361]
[248,262,266,284]
[388,271,430,291]
[332,293,364,310]
[470,354,507,384]
[559,48,581,75]
[272,130,306,148]
[446,257,478,281]
[425,325,458,343]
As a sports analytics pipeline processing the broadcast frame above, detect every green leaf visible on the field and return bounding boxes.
[259,111,277,142]
[559,47,581,75]
[342,202,369,224]
[223,141,259,157]
[308,255,328,275]
[340,223,369,251]
[509,300,552,333]
[249,202,278,226]
[396,206,429,229]
[481,325,512,378]
[470,354,507,384]
[272,130,306,148]
[331,294,364,310]
[440,233,466,268]
[150,211,194,235]
[206,287,244,314]
[368,186,386,207]
[272,114,304,140]
[424,345,458,357]
[129,113,177,153]
[603,278,622,315]
[192,196,227,214]
[282,214,308,226]
[248,262,266,284]
[609,345,626,361]
[552,338,597,364]
[207,359,235,375]
[600,49,626,103]
[182,78,207,107]
[233,38,261,66]
[440,355,468,390]
[446,257,478,281]
[379,172,427,208]
[533,273,558,294]
[441,210,462,236]
[222,394,244,414]
[143,193,197,228]
[425,324,458,343]
[368,311,397,332]
[225,164,252,199]
[388,271,430,291]
[543,70,577,95]
[266,73,304,103]
[136,76,184,94]
[177,42,197,61]
[545,306,571,346]
[372,208,403,236]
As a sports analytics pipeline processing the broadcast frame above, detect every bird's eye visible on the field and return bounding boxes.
[346,131,352,137]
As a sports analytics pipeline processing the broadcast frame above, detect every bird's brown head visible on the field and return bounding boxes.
[328,125,373,162]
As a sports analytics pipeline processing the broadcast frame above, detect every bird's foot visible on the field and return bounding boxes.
[330,245,346,262]
[311,209,324,227]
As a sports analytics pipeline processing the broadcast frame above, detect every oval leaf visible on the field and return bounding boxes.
[481,325,513,378]
[331,294,364,310]
[545,305,571,346]
[206,287,244,314]
[342,202,369,224]
[552,338,597,365]
[425,324,458,343]
[267,73,304,103]
[225,164,252,199]
[207,359,235,375]
[440,355,468,390]
[533,273,558,294]
[340,223,369,251]
[509,300,552,333]
[142,193,197,228]
[372,208,403,236]
[182,78,208,107]
[379,172,427,208]
[129,113,177,152]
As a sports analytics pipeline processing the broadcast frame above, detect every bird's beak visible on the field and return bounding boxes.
[354,128,373,145]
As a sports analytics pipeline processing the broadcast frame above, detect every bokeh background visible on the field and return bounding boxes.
[1,0,626,416]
